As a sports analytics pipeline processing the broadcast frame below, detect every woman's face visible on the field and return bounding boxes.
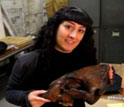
[55,21,86,53]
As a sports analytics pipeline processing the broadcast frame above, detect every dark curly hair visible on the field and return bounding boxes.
[33,6,96,69]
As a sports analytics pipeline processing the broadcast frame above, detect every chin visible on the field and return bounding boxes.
[64,49,74,53]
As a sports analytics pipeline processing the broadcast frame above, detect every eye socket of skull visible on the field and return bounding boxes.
[91,87,102,95]
[63,78,82,90]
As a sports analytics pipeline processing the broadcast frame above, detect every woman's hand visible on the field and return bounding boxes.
[28,90,51,107]
[108,64,115,85]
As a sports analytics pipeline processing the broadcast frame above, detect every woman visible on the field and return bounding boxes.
[5,6,113,107]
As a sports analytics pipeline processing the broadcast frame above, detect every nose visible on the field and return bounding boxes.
[69,30,77,38]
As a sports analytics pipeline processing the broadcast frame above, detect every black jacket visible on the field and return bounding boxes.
[5,49,97,107]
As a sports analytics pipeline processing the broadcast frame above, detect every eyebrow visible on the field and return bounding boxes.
[67,21,86,29]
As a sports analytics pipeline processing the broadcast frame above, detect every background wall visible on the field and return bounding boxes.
[0,0,47,36]
[100,0,124,63]
[69,0,124,63]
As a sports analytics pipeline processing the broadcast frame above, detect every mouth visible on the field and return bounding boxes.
[65,39,76,45]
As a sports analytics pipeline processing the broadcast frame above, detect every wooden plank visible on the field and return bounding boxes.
[0,5,5,38]
[0,36,33,47]
[0,41,34,62]
[2,13,15,36]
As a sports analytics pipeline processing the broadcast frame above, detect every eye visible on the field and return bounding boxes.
[78,29,85,33]
[64,24,72,29]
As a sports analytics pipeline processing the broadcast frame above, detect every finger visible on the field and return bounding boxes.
[108,64,113,79]
[35,96,51,102]
[108,64,114,85]
[40,90,48,93]
[33,90,48,95]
